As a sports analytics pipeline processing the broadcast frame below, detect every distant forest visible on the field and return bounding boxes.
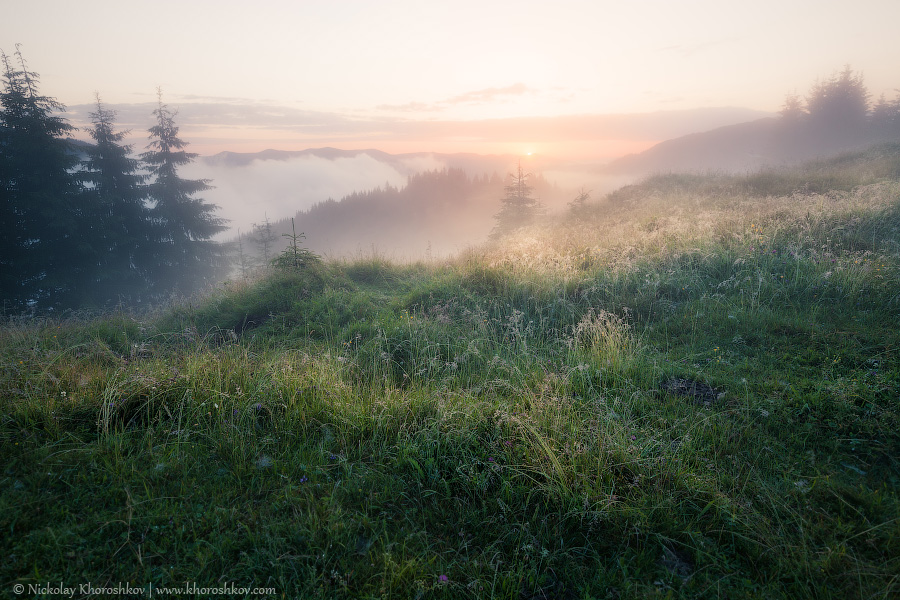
[772,66,900,159]
[608,66,900,173]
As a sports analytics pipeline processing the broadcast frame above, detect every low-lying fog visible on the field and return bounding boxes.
[184,151,633,259]
[182,153,439,229]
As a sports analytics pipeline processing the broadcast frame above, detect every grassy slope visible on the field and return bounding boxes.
[2,146,899,599]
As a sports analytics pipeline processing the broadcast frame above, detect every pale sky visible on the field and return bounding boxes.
[4,0,899,158]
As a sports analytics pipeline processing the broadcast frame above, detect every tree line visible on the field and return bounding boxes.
[777,66,900,150]
[1,47,225,314]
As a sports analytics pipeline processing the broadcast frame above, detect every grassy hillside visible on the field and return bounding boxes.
[2,147,899,598]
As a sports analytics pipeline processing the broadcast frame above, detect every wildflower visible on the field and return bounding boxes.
[439,575,449,584]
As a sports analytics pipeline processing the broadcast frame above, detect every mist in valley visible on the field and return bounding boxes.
[191,149,632,264]
[182,152,430,236]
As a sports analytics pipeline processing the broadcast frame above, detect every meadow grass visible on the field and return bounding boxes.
[2,146,899,598]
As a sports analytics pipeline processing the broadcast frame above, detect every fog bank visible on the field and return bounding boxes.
[182,153,446,237]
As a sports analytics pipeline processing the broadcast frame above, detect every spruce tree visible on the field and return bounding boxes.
[870,94,900,139]
[490,161,542,240]
[141,90,226,296]
[806,66,870,130]
[0,46,83,312]
[567,188,591,219]
[79,95,152,305]
[235,230,250,281]
[804,66,870,149]
[272,217,319,271]
[251,215,278,269]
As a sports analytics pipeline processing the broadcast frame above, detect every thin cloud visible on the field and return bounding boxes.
[375,101,439,113]
[445,83,531,105]
[66,100,365,135]
[172,93,272,104]
[377,83,532,113]
[656,38,737,57]
[64,99,773,156]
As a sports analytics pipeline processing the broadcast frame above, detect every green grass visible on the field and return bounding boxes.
[2,148,900,598]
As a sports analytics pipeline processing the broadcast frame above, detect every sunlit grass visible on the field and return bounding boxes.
[2,147,899,598]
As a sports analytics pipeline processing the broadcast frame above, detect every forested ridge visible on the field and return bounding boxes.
[608,66,900,173]
[233,167,564,266]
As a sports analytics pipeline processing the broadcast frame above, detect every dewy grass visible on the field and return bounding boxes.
[2,152,900,598]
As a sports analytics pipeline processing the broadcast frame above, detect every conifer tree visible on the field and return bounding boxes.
[779,93,807,124]
[141,89,226,296]
[251,215,278,269]
[272,217,319,271]
[805,66,870,141]
[870,93,900,138]
[0,46,83,311]
[235,230,250,281]
[490,161,542,240]
[79,95,152,304]
[567,188,591,219]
